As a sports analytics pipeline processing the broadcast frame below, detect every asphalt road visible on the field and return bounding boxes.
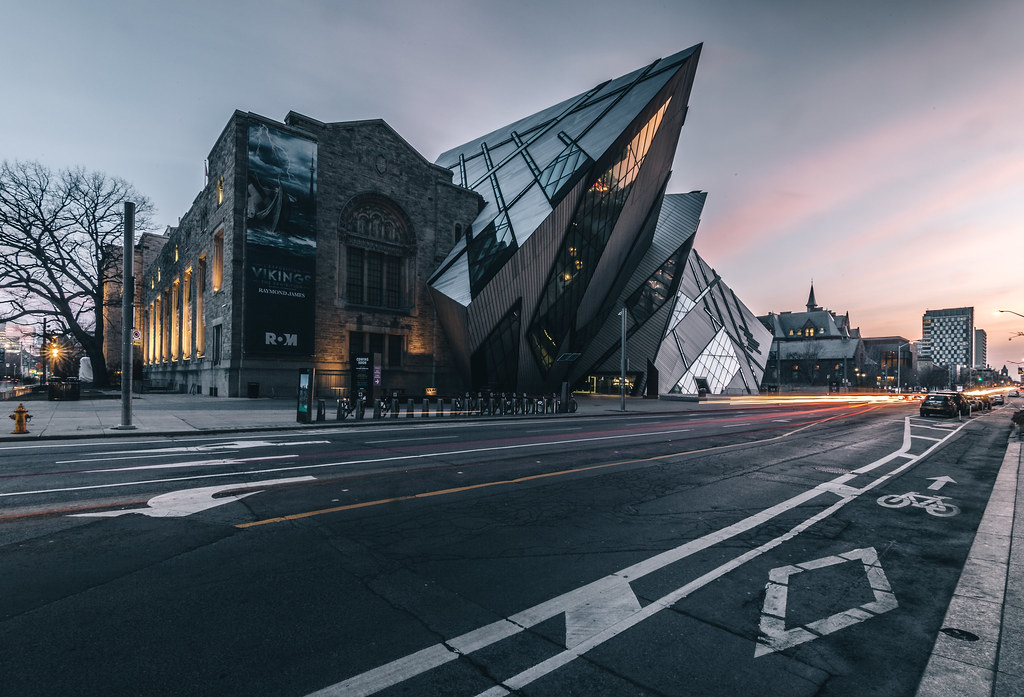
[0,402,1012,696]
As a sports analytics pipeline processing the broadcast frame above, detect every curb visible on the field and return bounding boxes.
[915,428,1024,697]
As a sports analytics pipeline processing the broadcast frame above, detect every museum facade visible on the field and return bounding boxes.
[138,44,770,399]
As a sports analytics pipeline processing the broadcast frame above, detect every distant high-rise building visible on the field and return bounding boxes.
[920,307,974,366]
[974,328,987,368]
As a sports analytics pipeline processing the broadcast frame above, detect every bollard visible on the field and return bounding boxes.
[337,399,346,420]
[356,397,365,420]
[316,399,326,422]
[437,398,444,417]
[486,393,494,416]
[373,398,382,419]
[407,398,415,418]
[421,399,429,417]
[9,403,31,434]
[391,394,400,419]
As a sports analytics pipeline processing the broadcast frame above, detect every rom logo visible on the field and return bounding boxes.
[265,332,298,347]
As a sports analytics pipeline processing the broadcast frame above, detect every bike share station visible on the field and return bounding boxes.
[295,361,578,425]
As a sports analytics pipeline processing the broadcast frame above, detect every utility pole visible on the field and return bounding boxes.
[620,306,627,412]
[115,202,137,430]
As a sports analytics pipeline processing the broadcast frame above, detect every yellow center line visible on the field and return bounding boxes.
[236,406,881,529]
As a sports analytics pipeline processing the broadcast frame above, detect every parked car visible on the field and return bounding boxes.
[919,391,970,418]
[977,394,992,410]
[992,394,1004,405]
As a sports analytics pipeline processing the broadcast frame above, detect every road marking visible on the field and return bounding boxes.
[926,475,956,491]
[755,547,898,656]
[722,423,750,428]
[364,436,459,444]
[303,416,964,697]
[0,423,777,500]
[56,440,331,464]
[69,476,315,518]
[86,455,298,473]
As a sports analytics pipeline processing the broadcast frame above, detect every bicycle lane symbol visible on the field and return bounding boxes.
[876,491,960,517]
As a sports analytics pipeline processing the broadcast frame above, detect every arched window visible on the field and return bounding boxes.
[339,195,414,310]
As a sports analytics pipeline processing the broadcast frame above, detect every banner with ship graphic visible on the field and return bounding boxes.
[243,120,318,356]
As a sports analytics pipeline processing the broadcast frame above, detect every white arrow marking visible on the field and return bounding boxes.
[564,577,641,649]
[926,476,956,491]
[70,476,315,518]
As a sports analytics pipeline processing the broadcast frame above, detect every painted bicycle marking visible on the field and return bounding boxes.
[876,491,960,517]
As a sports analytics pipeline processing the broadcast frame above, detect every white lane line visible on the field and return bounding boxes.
[0,427,701,499]
[722,423,750,428]
[85,455,298,473]
[56,439,331,464]
[365,436,459,444]
[306,416,967,697]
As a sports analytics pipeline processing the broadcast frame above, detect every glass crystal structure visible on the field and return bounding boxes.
[428,45,770,395]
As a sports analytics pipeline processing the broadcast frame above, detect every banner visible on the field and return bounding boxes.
[244,121,317,356]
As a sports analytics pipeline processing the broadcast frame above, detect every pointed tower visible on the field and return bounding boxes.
[806,282,820,312]
[428,45,703,393]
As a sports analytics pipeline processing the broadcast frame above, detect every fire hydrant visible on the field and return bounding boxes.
[9,403,31,434]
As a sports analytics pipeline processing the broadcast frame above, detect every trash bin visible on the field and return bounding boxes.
[247,382,259,398]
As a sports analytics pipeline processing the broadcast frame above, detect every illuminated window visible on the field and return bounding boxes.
[216,177,224,205]
[171,278,180,361]
[196,256,206,357]
[182,267,192,359]
[212,230,223,292]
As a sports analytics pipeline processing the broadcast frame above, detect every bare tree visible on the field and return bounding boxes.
[0,160,153,387]
[792,343,823,385]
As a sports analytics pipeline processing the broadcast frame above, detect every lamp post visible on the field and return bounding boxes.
[997,310,1024,341]
[895,340,919,395]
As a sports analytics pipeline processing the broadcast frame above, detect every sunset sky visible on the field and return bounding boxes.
[3,0,1021,376]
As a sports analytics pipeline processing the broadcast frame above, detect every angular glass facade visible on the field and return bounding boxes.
[428,45,771,395]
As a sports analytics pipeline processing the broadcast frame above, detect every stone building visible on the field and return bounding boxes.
[139,110,481,398]
[757,284,866,389]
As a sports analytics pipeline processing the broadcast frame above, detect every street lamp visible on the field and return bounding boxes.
[997,310,1024,342]
[896,340,919,395]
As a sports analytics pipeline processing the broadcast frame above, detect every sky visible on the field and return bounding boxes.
[3,0,1022,376]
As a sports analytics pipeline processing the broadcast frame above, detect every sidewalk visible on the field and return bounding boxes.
[0,392,709,441]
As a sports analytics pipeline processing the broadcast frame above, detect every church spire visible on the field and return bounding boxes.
[806,281,819,312]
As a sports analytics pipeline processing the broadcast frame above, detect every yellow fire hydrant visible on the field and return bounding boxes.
[9,403,31,434]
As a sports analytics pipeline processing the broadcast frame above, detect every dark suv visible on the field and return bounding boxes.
[920,391,970,418]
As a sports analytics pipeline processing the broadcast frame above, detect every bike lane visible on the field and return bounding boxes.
[565,414,1006,697]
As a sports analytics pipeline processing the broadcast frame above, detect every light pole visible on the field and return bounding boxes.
[997,310,1024,342]
[896,340,919,394]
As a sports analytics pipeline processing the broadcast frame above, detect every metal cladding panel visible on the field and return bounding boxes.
[429,247,472,307]
[464,175,587,351]
[571,192,705,381]
[507,183,554,246]
[428,285,471,384]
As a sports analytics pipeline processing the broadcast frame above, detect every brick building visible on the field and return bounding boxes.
[139,110,481,398]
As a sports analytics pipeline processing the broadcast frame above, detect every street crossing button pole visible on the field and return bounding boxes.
[115,202,137,430]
